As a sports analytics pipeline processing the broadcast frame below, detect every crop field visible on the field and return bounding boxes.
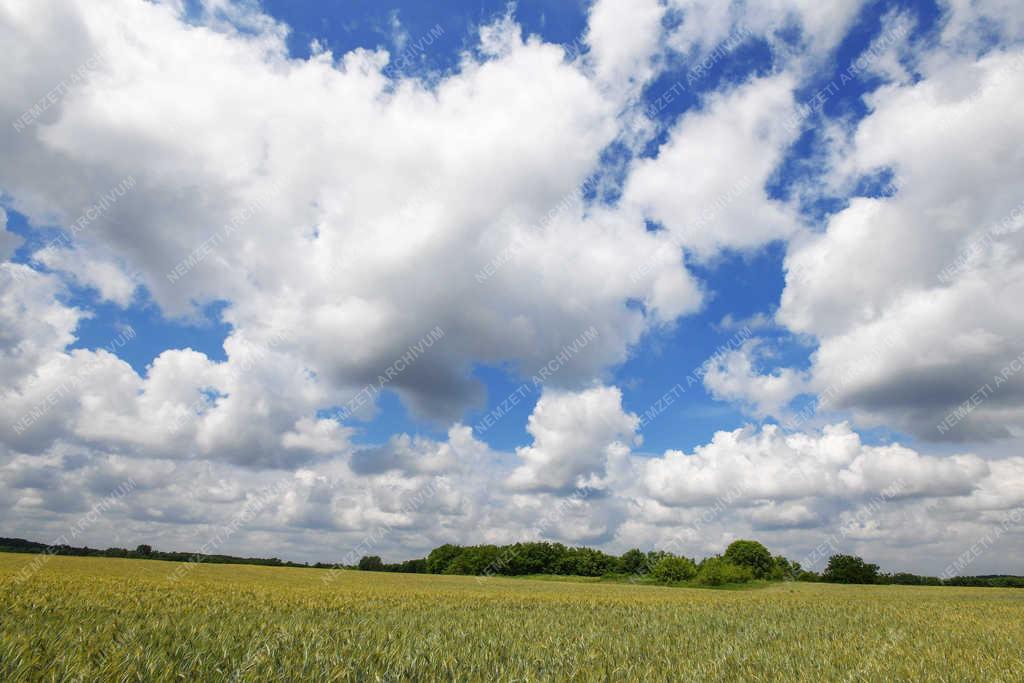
[1,554,1022,681]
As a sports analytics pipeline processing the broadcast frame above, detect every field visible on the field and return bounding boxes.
[1,554,1022,681]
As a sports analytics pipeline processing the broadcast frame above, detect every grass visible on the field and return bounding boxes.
[2,553,1023,681]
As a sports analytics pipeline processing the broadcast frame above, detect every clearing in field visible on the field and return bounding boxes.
[1,553,1023,681]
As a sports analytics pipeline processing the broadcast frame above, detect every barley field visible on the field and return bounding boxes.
[1,553,1022,682]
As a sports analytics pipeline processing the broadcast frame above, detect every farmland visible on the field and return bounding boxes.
[1,553,1023,681]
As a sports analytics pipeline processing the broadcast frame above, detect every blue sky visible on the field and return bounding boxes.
[2,0,1023,573]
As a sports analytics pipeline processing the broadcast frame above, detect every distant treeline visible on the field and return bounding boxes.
[0,537,304,569]
[3,535,1020,588]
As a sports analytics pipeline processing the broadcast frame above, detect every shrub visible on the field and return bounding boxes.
[650,556,697,584]
[695,557,755,586]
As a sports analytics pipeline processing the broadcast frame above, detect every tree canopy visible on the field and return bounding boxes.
[723,540,773,578]
[822,554,880,584]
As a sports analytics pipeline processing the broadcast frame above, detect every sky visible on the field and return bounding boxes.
[1,0,1022,576]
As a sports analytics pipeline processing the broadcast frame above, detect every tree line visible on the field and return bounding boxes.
[0,537,301,568]
[355,540,1024,589]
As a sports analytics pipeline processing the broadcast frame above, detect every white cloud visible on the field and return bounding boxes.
[666,0,868,67]
[702,339,808,418]
[777,48,1024,441]
[638,421,992,516]
[508,385,639,493]
[281,417,354,456]
[34,245,137,306]
[2,371,1023,573]
[585,0,665,97]
[0,265,85,390]
[747,501,820,530]
[716,312,776,333]
[0,268,345,467]
[0,0,711,425]
[941,0,1024,49]
[858,9,917,84]
[621,74,803,258]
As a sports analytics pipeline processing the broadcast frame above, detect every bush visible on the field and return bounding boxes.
[695,557,755,586]
[650,556,697,584]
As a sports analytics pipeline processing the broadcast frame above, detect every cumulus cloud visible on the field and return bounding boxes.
[665,0,868,67]
[625,421,1024,572]
[702,339,808,418]
[350,426,467,476]
[858,9,918,84]
[621,74,803,258]
[3,374,1022,573]
[508,385,640,493]
[0,265,85,392]
[776,48,1024,442]
[941,0,1024,49]
[638,422,978,507]
[687,15,1024,446]
[33,245,137,306]
[0,266,345,467]
[0,0,713,425]
[585,0,665,96]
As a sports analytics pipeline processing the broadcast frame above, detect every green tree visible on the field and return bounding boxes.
[723,540,773,578]
[770,554,802,581]
[426,544,464,574]
[552,547,618,576]
[358,555,384,571]
[796,569,820,582]
[822,554,879,584]
[445,545,500,575]
[505,542,567,575]
[135,544,152,556]
[650,556,697,583]
[620,548,647,575]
